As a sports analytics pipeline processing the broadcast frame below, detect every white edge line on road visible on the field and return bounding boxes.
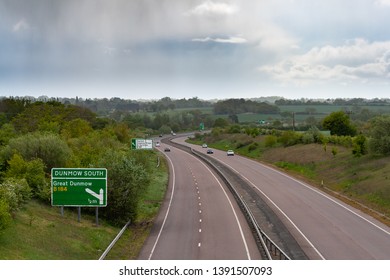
[147,152,176,260]
[210,155,326,260]
[255,160,390,236]
[173,146,252,260]
[196,157,252,260]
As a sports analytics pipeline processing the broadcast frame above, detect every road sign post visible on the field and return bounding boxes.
[51,168,107,207]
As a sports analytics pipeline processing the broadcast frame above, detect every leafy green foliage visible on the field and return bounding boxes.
[4,154,48,201]
[0,198,12,231]
[369,115,390,156]
[11,102,97,133]
[278,131,302,147]
[322,111,357,136]
[0,178,31,229]
[352,134,367,157]
[214,98,279,115]
[213,117,229,128]
[61,118,93,139]
[98,150,150,225]
[0,123,17,146]
[2,132,71,172]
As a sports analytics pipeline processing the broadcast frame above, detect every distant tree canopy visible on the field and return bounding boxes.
[369,115,390,155]
[213,99,279,115]
[0,97,162,229]
[322,111,357,136]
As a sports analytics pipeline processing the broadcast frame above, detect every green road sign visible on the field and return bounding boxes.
[51,168,107,207]
[131,138,153,150]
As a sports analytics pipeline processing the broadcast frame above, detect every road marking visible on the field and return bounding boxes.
[154,144,251,260]
[207,155,326,260]
[147,153,176,260]
[232,158,390,236]
[196,160,252,260]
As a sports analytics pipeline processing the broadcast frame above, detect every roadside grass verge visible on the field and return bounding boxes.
[0,200,119,260]
[274,161,317,180]
[104,153,168,260]
[188,133,390,225]
[0,153,169,260]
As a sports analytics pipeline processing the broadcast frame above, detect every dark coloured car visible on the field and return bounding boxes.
[207,149,214,154]
[164,147,171,152]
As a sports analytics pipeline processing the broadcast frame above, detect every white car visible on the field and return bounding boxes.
[202,143,208,148]
[155,142,160,147]
[227,150,235,156]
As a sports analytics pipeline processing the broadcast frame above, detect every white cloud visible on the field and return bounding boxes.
[13,19,30,32]
[192,36,247,44]
[259,39,390,85]
[375,0,390,6]
[187,1,238,17]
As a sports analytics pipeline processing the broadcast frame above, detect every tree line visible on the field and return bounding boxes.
[0,98,157,231]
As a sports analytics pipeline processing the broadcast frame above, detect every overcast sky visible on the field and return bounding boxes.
[1,0,390,100]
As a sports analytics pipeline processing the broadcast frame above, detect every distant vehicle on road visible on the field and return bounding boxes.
[202,143,208,148]
[207,149,214,154]
[155,142,161,147]
[164,147,171,152]
[227,150,234,156]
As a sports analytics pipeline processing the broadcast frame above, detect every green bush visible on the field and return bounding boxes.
[0,198,12,231]
[278,131,302,147]
[248,142,259,152]
[369,115,390,156]
[98,150,151,225]
[0,178,31,212]
[264,135,277,148]
[352,134,367,157]
[1,132,71,172]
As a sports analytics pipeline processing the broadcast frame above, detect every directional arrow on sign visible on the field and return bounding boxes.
[86,188,104,205]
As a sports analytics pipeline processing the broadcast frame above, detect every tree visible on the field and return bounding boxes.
[1,132,71,172]
[5,154,47,201]
[352,134,367,157]
[368,115,390,156]
[97,150,150,225]
[322,111,357,136]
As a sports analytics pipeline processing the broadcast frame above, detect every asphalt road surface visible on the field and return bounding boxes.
[175,136,390,260]
[138,141,262,260]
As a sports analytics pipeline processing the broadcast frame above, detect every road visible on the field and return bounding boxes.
[174,136,390,260]
[138,141,262,260]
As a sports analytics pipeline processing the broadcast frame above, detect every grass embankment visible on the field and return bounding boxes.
[105,154,168,260]
[191,133,390,226]
[0,154,168,260]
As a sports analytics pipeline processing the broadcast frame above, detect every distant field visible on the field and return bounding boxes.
[135,104,390,124]
[237,104,390,124]
[278,105,390,114]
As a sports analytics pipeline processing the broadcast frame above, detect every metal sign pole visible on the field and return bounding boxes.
[95,207,99,226]
[78,207,81,222]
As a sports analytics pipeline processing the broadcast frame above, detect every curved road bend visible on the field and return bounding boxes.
[174,137,390,260]
[138,142,262,260]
